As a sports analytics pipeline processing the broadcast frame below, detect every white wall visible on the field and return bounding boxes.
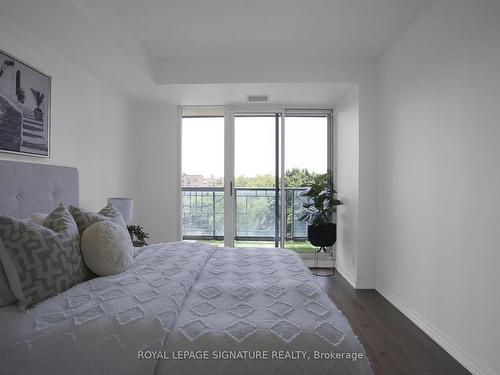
[0,23,138,215]
[356,66,378,289]
[377,1,500,374]
[335,88,360,287]
[135,105,180,244]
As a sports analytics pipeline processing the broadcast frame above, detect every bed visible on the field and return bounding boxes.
[0,160,373,375]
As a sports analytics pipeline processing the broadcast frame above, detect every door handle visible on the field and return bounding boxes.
[230,181,233,196]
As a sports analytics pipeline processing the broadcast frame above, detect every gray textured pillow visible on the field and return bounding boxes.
[0,206,87,310]
[0,217,36,307]
[69,205,127,234]
[0,259,16,306]
[81,221,133,276]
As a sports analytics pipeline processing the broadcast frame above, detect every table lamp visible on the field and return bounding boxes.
[107,197,133,224]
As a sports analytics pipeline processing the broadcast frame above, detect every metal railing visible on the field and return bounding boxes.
[181,187,310,241]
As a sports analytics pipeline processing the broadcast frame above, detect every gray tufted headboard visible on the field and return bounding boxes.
[0,160,79,218]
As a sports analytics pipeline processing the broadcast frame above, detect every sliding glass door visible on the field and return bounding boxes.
[181,108,225,246]
[233,113,281,248]
[283,114,331,252]
[181,107,333,252]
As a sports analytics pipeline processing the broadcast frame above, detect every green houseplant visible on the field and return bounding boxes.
[127,225,150,247]
[298,173,343,250]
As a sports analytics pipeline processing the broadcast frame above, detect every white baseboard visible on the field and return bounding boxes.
[334,264,357,288]
[354,280,374,289]
[376,286,495,375]
[335,264,374,289]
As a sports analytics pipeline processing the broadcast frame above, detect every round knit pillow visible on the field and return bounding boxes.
[81,221,133,276]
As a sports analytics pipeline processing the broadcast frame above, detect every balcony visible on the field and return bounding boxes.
[181,187,314,251]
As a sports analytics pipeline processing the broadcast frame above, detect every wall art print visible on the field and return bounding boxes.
[0,49,50,157]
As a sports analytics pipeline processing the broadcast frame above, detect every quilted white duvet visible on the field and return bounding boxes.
[0,242,373,375]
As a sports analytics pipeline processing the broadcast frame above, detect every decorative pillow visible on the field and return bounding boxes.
[81,221,133,276]
[0,216,37,307]
[0,258,16,306]
[69,205,127,234]
[0,206,87,310]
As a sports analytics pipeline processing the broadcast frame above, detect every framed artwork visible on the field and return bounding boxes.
[0,49,51,157]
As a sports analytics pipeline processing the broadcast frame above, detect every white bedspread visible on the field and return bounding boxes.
[0,242,373,375]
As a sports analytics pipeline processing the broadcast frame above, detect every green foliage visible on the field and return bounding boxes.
[235,174,276,187]
[236,191,275,233]
[285,168,318,187]
[127,225,150,245]
[182,169,336,238]
[182,192,224,236]
[234,168,322,188]
[298,173,343,226]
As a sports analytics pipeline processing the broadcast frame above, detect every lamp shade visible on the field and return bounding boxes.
[107,198,133,224]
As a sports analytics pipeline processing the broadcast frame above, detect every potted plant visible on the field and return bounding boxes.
[298,173,343,251]
[127,225,150,247]
[30,89,44,121]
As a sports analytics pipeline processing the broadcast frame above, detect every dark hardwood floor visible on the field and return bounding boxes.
[315,272,472,375]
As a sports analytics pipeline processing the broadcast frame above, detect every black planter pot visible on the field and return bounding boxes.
[307,223,336,248]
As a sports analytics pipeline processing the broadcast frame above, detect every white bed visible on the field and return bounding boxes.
[1,242,373,374]
[0,160,373,374]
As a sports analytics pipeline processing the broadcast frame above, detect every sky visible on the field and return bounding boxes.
[182,116,328,179]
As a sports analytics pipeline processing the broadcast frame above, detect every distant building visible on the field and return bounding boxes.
[182,174,203,187]
[182,174,222,187]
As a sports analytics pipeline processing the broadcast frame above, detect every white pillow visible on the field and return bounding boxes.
[30,213,49,225]
[81,221,133,276]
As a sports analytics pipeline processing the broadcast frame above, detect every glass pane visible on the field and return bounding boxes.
[181,116,224,246]
[284,116,329,252]
[234,115,280,248]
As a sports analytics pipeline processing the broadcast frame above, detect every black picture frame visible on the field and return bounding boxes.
[0,49,51,158]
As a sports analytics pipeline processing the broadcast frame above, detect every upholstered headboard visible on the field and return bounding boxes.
[0,160,79,218]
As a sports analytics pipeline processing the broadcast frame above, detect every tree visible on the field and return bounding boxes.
[234,169,322,188]
[284,168,318,187]
[235,174,276,187]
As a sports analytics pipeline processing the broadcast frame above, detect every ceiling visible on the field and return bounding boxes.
[0,0,432,104]
[74,0,432,62]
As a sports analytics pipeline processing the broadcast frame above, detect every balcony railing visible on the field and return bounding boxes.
[181,187,310,241]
